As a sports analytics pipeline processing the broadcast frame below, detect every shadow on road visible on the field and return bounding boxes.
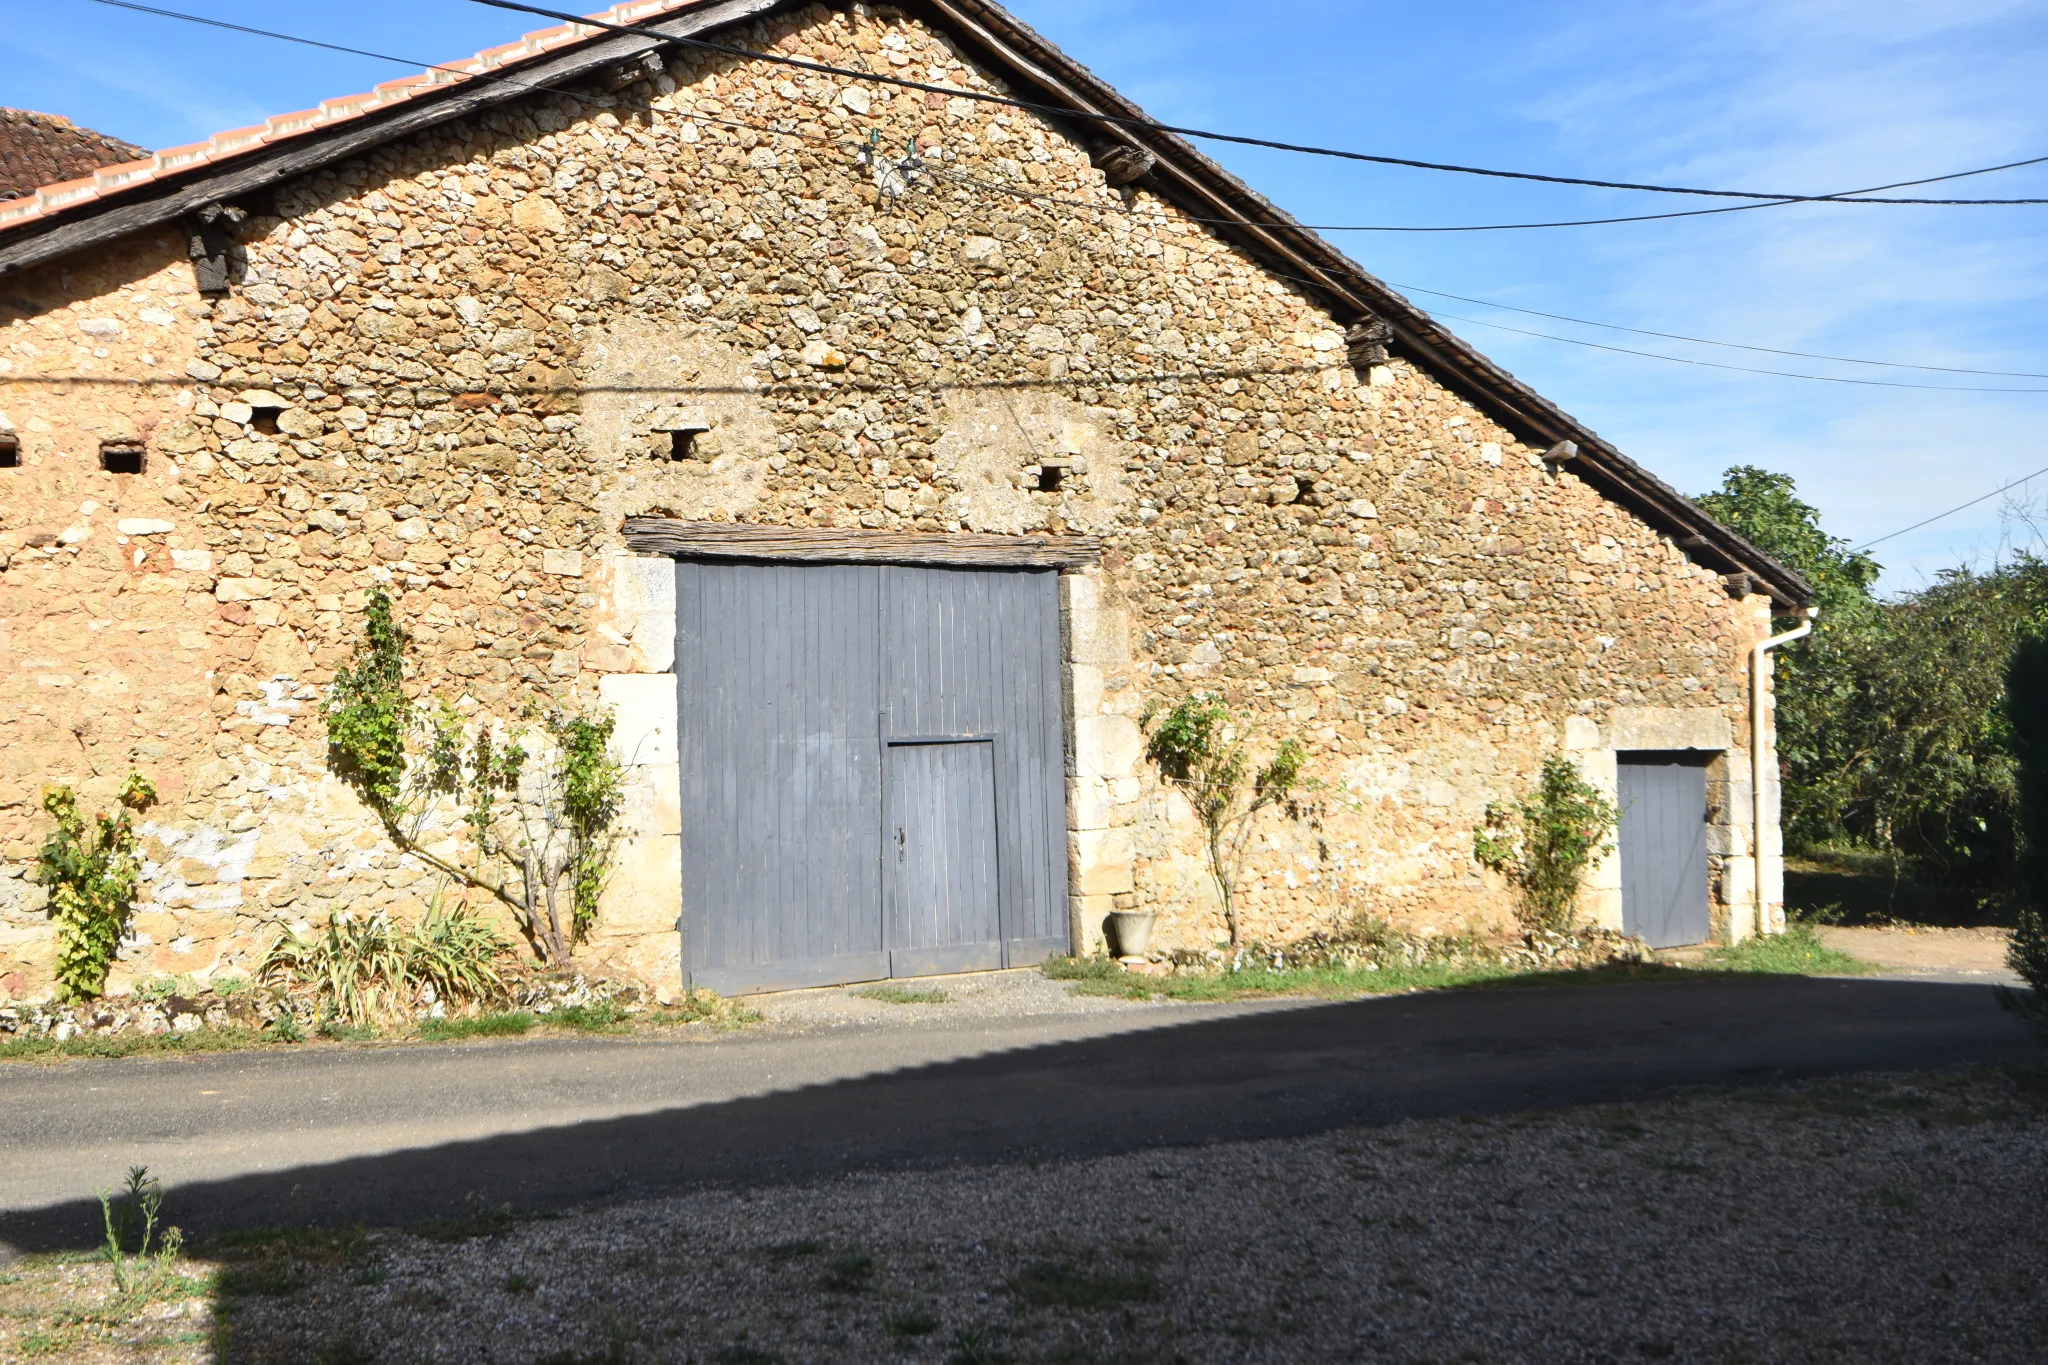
[0,972,2027,1258]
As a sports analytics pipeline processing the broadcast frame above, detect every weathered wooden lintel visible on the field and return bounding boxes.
[622,517,1103,571]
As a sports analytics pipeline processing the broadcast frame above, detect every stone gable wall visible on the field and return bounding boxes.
[0,1,1778,1001]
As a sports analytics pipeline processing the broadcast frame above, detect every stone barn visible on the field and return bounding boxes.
[0,0,1811,1001]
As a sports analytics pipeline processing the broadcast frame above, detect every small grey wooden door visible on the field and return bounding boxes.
[676,559,1067,994]
[1617,752,1711,948]
[885,740,1001,976]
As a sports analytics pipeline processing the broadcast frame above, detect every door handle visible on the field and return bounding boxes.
[895,826,906,856]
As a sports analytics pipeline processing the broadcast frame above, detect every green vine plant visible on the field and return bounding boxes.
[1473,755,1620,933]
[1141,691,1320,948]
[34,771,159,1000]
[324,588,626,965]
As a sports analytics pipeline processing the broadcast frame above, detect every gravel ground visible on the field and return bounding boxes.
[9,1064,2046,1365]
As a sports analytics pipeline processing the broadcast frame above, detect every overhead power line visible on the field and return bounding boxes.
[1424,311,2048,393]
[468,0,2048,206]
[82,0,2045,233]
[1853,463,2048,551]
[1387,284,2048,379]
[70,0,2048,396]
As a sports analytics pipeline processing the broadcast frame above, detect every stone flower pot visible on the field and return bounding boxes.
[1105,910,1156,961]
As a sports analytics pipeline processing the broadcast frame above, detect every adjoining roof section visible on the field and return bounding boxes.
[0,109,149,201]
[0,0,1810,607]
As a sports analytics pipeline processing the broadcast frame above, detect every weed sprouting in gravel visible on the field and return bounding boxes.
[820,1251,877,1293]
[853,984,951,1004]
[946,1328,1014,1365]
[710,1344,783,1365]
[885,1302,941,1337]
[408,1193,540,1243]
[761,1238,823,1263]
[1010,1260,1160,1311]
[504,1271,538,1294]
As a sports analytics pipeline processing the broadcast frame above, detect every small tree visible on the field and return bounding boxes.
[1474,755,1618,933]
[1142,691,1316,948]
[324,589,625,965]
[34,772,158,1000]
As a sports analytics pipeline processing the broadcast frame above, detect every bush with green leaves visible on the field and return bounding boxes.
[324,588,625,963]
[2003,628,2048,1027]
[1141,691,1318,947]
[1474,755,1619,932]
[34,772,158,1000]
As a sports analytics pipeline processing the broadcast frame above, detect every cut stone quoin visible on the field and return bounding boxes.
[0,0,1806,1002]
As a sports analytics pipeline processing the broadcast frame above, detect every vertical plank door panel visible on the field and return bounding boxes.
[1617,753,1711,948]
[881,566,1069,969]
[676,561,887,994]
[884,741,1003,976]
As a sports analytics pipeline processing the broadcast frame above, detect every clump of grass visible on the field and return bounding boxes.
[885,1303,940,1338]
[852,984,950,1005]
[1707,923,1869,975]
[542,1001,630,1033]
[419,1011,534,1042]
[1040,954,1124,982]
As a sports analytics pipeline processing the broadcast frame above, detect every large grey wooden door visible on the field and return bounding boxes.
[675,559,1067,993]
[1617,753,1711,948]
[885,740,1001,976]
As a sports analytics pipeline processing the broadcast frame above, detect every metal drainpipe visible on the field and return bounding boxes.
[1752,606,1819,937]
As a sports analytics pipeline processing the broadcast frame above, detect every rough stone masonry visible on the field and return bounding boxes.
[0,1,1791,1002]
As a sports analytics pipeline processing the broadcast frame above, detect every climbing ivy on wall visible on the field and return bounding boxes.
[324,589,625,964]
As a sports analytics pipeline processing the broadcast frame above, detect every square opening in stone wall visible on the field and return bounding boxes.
[100,441,146,475]
[0,433,19,468]
[668,429,700,461]
[1036,463,1066,492]
[250,405,283,436]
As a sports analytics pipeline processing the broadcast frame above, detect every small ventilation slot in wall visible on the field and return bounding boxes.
[250,405,283,436]
[1037,464,1065,492]
[652,407,711,462]
[100,440,146,475]
[0,433,19,468]
[1291,476,1317,505]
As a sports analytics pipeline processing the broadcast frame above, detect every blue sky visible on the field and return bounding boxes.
[6,0,2046,593]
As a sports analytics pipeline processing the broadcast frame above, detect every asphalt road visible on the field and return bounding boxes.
[0,973,2027,1258]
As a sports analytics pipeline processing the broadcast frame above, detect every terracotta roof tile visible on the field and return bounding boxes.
[0,1,695,230]
[0,108,149,200]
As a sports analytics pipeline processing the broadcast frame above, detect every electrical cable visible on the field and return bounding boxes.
[80,0,2048,232]
[65,0,2048,394]
[468,0,2048,206]
[1419,310,2048,393]
[1384,283,2048,379]
[1853,463,2048,550]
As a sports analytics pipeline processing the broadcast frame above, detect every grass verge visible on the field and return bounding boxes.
[1706,923,1871,975]
[0,1025,267,1063]
[1043,926,1874,1003]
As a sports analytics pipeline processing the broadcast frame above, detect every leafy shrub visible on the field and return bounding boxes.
[1474,755,1619,932]
[34,772,158,1000]
[2003,627,2048,1028]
